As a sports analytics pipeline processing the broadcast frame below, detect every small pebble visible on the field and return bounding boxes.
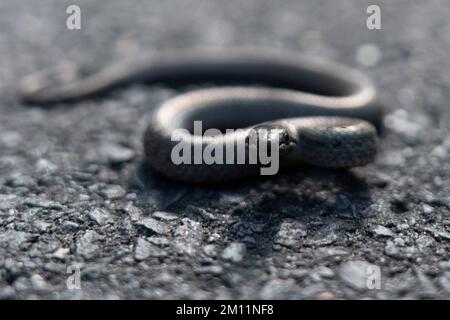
[152,211,178,221]
[76,230,102,259]
[62,221,80,232]
[372,225,395,238]
[52,247,70,260]
[88,208,113,226]
[100,143,135,164]
[385,241,401,258]
[136,217,170,235]
[338,260,375,291]
[134,238,166,261]
[194,265,223,275]
[221,242,246,263]
[203,244,217,257]
[100,185,126,200]
[30,274,48,291]
[274,220,307,248]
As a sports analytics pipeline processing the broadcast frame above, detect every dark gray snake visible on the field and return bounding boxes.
[20,49,382,182]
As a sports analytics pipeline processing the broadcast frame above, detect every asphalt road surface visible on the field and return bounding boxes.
[0,0,449,299]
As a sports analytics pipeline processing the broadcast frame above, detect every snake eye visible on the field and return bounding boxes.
[251,124,297,154]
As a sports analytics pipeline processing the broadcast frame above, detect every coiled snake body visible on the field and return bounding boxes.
[20,49,382,182]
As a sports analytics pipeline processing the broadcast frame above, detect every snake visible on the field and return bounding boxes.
[20,49,382,182]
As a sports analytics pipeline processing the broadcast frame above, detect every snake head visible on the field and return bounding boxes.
[250,123,297,155]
